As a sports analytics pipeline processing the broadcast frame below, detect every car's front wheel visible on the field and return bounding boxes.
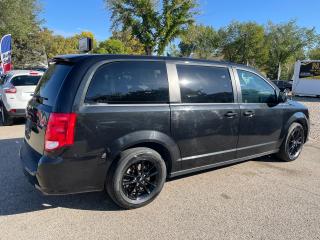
[106,147,167,209]
[277,122,305,162]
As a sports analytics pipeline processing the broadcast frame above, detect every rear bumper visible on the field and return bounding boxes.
[19,140,107,195]
[8,108,26,117]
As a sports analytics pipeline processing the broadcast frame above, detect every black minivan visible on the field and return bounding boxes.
[20,55,309,209]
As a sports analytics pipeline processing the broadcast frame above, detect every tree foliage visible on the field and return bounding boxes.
[105,0,198,55]
[309,48,320,60]
[94,39,126,54]
[178,24,220,59]
[266,20,316,79]
[40,29,98,59]
[0,0,45,67]
[111,30,145,54]
[218,21,268,68]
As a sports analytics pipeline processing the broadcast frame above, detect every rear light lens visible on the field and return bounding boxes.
[29,71,39,75]
[4,85,17,94]
[45,113,77,151]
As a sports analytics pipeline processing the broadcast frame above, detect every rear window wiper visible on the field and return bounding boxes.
[32,94,48,101]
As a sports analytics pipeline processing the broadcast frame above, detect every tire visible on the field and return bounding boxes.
[0,104,13,126]
[276,122,305,162]
[106,147,167,209]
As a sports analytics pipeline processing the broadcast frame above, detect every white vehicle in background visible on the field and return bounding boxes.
[292,60,320,97]
[0,70,43,125]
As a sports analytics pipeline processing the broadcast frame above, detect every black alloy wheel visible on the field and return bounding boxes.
[121,160,159,201]
[286,125,304,160]
[106,147,166,209]
[276,122,305,162]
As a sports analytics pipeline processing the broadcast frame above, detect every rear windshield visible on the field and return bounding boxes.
[34,63,72,106]
[11,75,41,86]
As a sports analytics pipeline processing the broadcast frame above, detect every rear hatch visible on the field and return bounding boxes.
[25,63,73,154]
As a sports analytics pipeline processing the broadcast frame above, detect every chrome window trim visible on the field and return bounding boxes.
[166,62,181,103]
[83,103,170,107]
[170,102,239,106]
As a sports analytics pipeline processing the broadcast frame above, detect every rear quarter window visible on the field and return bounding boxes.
[85,61,169,104]
[34,63,72,106]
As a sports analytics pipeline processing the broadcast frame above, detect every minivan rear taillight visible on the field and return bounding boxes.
[45,113,77,151]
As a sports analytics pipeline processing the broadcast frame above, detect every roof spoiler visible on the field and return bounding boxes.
[49,54,90,64]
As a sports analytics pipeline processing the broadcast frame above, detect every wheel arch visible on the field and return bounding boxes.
[282,112,309,143]
[106,130,181,174]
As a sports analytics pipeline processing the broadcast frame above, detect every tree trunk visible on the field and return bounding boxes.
[277,63,282,80]
[145,46,152,55]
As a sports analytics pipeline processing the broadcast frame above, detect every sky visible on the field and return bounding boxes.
[40,0,320,41]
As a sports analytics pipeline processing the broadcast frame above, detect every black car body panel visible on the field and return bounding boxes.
[20,54,309,195]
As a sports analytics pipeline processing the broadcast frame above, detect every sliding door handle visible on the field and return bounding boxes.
[225,111,238,118]
[243,110,255,117]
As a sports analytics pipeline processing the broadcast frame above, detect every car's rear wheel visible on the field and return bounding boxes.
[276,122,305,162]
[106,147,167,209]
[0,104,13,126]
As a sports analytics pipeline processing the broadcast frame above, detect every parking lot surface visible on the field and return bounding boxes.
[0,98,319,240]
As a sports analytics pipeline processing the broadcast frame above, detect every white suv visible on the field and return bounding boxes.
[0,70,43,125]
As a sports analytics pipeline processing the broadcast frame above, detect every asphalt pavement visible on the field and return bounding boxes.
[0,123,320,240]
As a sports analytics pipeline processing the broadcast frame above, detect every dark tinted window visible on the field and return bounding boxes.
[34,63,72,106]
[299,61,320,80]
[237,70,277,104]
[11,75,41,86]
[177,65,234,103]
[85,61,169,104]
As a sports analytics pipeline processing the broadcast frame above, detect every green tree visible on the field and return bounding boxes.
[218,21,268,68]
[111,30,145,54]
[94,39,127,54]
[40,30,99,59]
[309,48,320,59]
[70,31,98,51]
[178,24,220,59]
[105,0,198,55]
[0,0,45,67]
[266,20,316,80]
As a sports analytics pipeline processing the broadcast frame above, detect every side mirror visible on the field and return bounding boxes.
[278,91,288,103]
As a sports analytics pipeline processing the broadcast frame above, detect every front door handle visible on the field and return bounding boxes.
[243,110,255,117]
[225,111,238,118]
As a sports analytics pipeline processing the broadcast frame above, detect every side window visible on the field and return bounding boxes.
[176,65,234,103]
[85,61,169,104]
[237,70,277,104]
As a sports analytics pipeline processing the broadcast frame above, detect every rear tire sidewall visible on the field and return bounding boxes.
[107,148,167,209]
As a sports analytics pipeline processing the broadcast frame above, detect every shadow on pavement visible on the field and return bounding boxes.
[0,136,286,216]
[0,138,121,216]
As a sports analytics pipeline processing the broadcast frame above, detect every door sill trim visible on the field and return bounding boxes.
[169,149,279,178]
